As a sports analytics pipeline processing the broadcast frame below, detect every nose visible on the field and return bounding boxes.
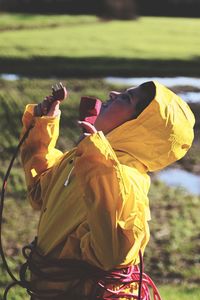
[109,91,120,100]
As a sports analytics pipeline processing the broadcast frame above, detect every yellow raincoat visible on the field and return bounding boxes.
[21,82,195,299]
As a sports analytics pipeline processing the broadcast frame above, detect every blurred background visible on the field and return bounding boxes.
[0,1,200,299]
[1,0,200,17]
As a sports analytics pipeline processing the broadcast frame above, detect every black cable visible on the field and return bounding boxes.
[0,125,34,292]
[138,250,144,300]
[3,282,19,300]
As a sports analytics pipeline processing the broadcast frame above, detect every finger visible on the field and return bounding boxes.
[41,99,49,115]
[77,121,97,134]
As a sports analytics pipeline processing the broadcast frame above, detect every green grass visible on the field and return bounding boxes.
[0,15,199,59]
[0,13,99,30]
[0,14,200,76]
[159,285,200,300]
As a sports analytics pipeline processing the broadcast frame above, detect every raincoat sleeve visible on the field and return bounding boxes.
[20,104,63,210]
[75,132,150,270]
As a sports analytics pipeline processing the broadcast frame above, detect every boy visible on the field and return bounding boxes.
[20,81,194,299]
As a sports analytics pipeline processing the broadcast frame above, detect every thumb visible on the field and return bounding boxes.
[47,100,60,117]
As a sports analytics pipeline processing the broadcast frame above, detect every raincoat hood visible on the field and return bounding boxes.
[107,81,195,172]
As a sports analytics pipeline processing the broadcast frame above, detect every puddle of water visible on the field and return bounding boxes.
[178,92,200,103]
[105,76,200,88]
[0,73,20,81]
[155,168,200,195]
[105,76,200,103]
[0,74,200,103]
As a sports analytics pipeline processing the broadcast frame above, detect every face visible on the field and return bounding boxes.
[94,87,140,134]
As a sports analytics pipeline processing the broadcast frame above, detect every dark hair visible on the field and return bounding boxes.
[135,81,156,116]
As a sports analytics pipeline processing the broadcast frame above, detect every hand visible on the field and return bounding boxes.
[34,96,60,117]
[77,121,97,135]
[34,83,68,117]
[77,121,97,144]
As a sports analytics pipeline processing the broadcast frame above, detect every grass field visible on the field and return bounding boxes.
[0,14,200,76]
[159,285,200,300]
